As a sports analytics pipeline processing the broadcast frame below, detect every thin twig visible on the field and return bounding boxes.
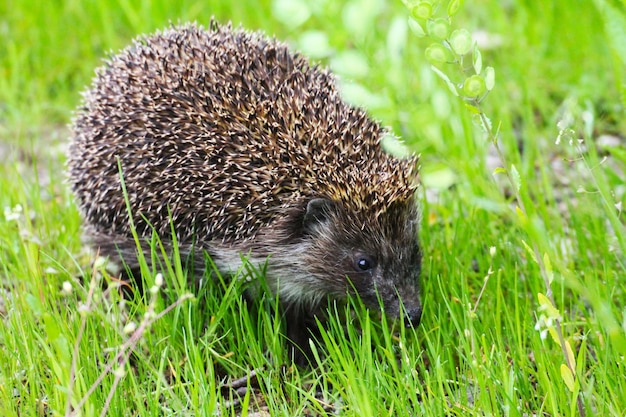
[71,292,193,415]
[481,109,586,417]
[65,255,100,417]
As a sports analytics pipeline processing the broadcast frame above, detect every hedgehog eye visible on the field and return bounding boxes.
[353,254,376,272]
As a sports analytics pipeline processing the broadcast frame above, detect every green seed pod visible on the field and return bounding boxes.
[427,18,451,40]
[447,0,464,17]
[411,1,433,20]
[463,74,486,97]
[425,43,452,64]
[449,28,472,55]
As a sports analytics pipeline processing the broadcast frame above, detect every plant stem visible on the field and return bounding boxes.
[477,109,586,417]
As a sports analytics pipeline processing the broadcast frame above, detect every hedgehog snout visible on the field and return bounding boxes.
[388,267,422,327]
[404,305,423,328]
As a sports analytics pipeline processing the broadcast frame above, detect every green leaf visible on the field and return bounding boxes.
[463,102,482,114]
[43,312,71,365]
[510,164,521,191]
[42,312,61,341]
[407,17,426,37]
[477,112,493,133]
[543,253,554,285]
[25,293,43,316]
[430,65,459,96]
[604,143,626,165]
[447,0,464,16]
[537,293,560,319]
[484,66,495,90]
[560,364,576,392]
[472,43,482,74]
[522,240,537,263]
[515,206,527,223]
[564,340,576,372]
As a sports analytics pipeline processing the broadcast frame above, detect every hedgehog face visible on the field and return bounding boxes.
[297,197,423,326]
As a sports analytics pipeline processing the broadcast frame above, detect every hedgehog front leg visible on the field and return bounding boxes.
[282,302,324,367]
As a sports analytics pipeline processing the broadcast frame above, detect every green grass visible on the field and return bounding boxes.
[1,0,625,415]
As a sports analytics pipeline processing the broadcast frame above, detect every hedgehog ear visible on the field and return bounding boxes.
[302,198,336,233]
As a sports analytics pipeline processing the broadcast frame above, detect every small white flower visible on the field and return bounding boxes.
[154,273,164,287]
[489,246,496,257]
[4,204,23,222]
[61,281,72,295]
[113,367,126,378]
[93,256,108,269]
[123,321,137,334]
[556,120,569,131]
[77,303,90,316]
[535,314,554,340]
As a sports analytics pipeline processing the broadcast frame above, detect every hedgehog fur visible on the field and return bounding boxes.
[68,21,422,362]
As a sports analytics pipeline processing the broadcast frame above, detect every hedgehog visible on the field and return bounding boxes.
[68,21,422,363]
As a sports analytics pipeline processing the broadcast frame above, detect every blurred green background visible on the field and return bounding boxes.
[1,0,625,415]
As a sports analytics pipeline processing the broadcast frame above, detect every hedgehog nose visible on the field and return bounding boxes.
[404,306,423,328]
